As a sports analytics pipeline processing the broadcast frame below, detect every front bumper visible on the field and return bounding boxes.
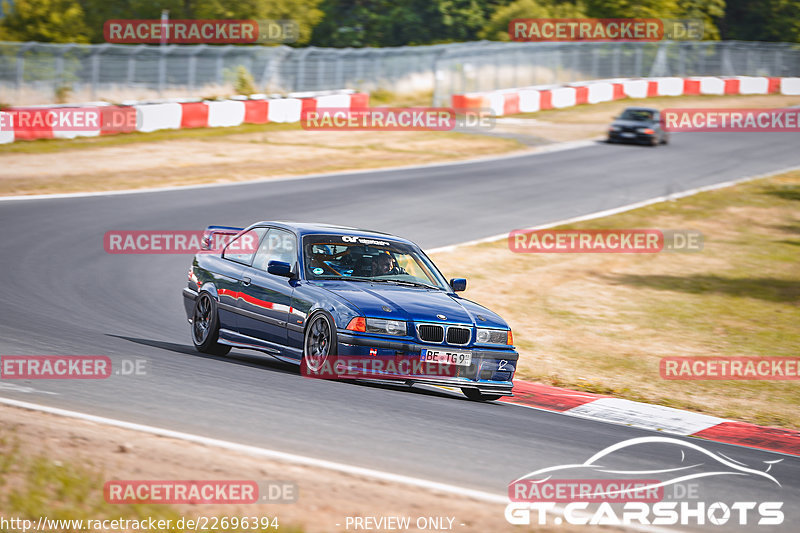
[183,287,198,320]
[608,131,655,144]
[337,332,518,396]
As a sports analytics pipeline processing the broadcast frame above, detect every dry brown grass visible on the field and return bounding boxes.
[0,130,521,196]
[505,93,800,142]
[431,172,800,428]
[0,404,626,533]
[2,93,798,197]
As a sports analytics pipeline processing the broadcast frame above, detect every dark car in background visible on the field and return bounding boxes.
[183,222,518,401]
[607,107,669,146]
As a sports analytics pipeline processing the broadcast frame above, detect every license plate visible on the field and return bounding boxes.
[621,132,635,138]
[421,349,472,366]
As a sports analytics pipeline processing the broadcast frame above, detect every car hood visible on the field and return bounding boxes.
[318,281,508,329]
[611,119,656,128]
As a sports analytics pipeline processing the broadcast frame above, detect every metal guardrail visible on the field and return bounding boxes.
[0,40,798,105]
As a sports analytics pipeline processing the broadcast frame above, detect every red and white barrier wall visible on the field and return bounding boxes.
[0,91,369,144]
[503,380,800,456]
[453,76,800,116]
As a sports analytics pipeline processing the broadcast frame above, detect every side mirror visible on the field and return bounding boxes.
[267,260,293,277]
[449,278,467,292]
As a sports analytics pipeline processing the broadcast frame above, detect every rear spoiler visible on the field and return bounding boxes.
[200,225,244,252]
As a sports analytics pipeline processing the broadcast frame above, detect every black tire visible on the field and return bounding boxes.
[302,312,338,374]
[461,387,503,402]
[191,292,231,356]
[661,134,669,145]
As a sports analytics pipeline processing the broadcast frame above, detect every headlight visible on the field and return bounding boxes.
[609,125,620,131]
[366,318,407,336]
[637,127,655,134]
[476,328,509,344]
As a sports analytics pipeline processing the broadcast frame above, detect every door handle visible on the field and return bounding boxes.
[242,277,251,286]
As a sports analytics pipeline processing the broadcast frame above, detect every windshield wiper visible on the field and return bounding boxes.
[348,277,439,290]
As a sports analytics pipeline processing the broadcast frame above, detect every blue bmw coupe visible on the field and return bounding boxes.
[183,222,518,400]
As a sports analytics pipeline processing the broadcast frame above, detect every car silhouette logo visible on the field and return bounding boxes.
[512,436,782,500]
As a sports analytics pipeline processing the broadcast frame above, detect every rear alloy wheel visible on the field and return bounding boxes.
[303,312,337,373]
[461,388,503,402]
[191,292,231,355]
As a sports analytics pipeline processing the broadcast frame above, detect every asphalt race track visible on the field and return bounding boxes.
[1,132,799,530]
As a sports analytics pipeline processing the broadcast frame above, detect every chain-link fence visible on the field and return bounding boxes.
[1,40,798,105]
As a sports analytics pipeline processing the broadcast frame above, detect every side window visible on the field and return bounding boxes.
[252,229,298,272]
[222,227,266,265]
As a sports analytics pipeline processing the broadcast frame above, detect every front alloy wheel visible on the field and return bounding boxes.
[191,292,231,356]
[303,312,338,373]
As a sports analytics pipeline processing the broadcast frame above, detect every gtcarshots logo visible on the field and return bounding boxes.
[505,436,784,526]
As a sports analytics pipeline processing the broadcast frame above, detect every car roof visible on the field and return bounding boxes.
[622,107,659,113]
[247,221,416,245]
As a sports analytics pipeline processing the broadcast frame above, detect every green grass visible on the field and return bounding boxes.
[368,88,434,107]
[0,433,301,532]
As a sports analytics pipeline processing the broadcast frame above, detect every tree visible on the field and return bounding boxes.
[721,0,800,42]
[190,0,324,45]
[583,0,680,19]
[479,0,586,41]
[311,0,495,47]
[75,0,323,44]
[77,1,188,43]
[676,0,725,40]
[0,0,91,43]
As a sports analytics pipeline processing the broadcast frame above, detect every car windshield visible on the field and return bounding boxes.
[303,234,449,289]
[620,109,654,121]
